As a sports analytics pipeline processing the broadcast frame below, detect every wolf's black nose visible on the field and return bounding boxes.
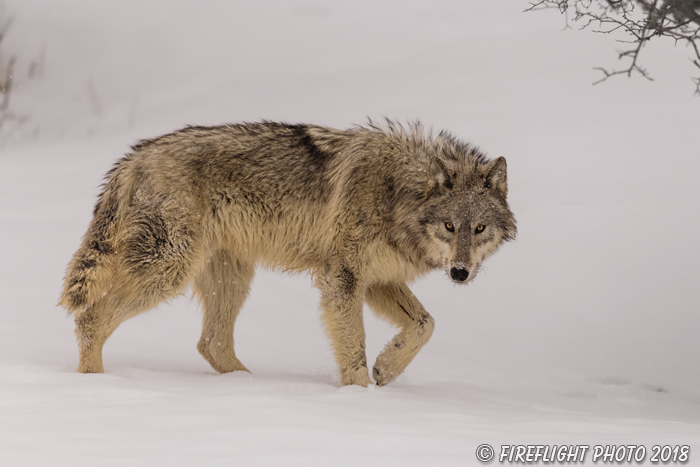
[450,267,469,282]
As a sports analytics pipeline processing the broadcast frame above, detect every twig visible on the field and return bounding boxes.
[526,0,700,96]
[0,15,13,47]
[1,54,15,112]
[87,79,103,116]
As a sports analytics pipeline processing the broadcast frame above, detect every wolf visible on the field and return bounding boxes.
[59,120,516,386]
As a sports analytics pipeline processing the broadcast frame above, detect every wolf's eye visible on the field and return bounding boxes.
[475,224,486,234]
[444,222,454,232]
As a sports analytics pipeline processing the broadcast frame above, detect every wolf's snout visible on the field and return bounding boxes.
[450,267,469,282]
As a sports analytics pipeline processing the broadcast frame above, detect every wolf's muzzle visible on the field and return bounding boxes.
[450,267,469,282]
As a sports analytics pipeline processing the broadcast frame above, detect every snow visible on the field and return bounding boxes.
[1,1,699,466]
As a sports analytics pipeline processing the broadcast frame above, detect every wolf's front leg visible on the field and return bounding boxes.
[317,268,372,387]
[365,283,435,386]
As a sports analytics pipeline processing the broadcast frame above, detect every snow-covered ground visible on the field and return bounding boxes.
[1,1,699,466]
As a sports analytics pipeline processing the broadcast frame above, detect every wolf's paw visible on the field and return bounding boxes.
[77,361,104,374]
[373,349,406,386]
[372,364,397,386]
[341,369,372,387]
[197,339,249,374]
[212,359,250,374]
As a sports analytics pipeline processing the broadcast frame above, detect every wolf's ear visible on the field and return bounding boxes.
[480,156,508,199]
[427,157,453,194]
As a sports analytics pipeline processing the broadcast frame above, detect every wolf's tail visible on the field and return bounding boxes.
[59,165,125,314]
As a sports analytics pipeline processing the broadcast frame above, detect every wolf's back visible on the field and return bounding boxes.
[59,162,127,314]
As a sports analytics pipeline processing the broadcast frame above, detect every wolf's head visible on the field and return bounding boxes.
[414,152,516,285]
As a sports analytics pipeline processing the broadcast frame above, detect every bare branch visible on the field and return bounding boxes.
[527,0,700,96]
[87,79,103,117]
[0,15,13,47]
[1,54,15,112]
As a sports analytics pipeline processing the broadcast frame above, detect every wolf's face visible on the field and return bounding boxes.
[417,156,516,284]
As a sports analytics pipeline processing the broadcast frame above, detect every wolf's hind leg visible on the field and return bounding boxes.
[365,283,434,386]
[194,250,253,374]
[75,207,200,374]
[75,298,120,374]
[75,294,144,373]
[75,282,179,373]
